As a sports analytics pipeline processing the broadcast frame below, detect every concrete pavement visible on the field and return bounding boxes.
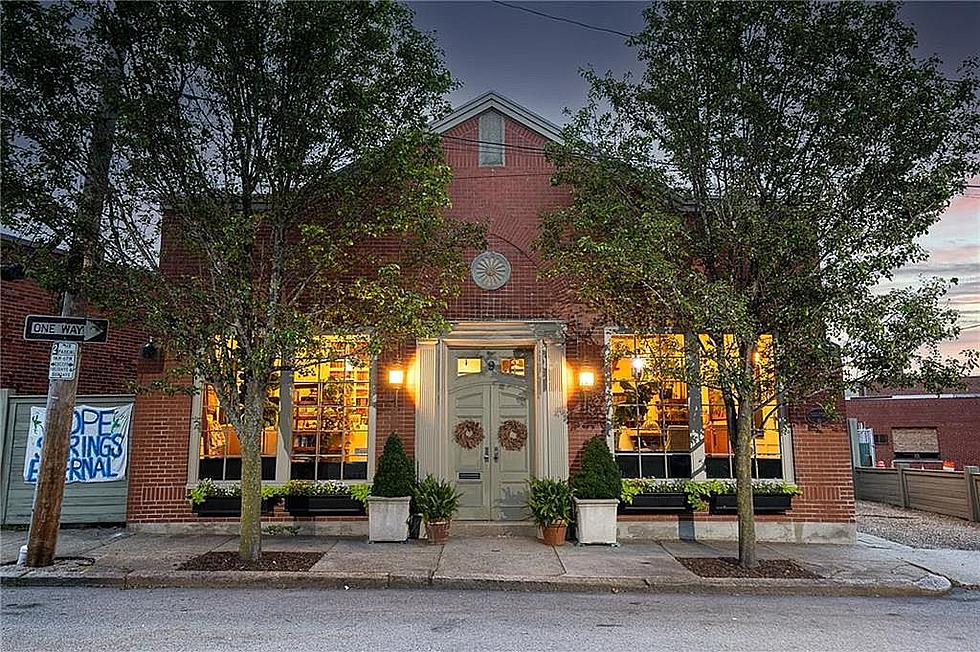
[2,527,977,596]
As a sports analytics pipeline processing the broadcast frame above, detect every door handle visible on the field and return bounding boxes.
[493,446,500,462]
[483,446,490,463]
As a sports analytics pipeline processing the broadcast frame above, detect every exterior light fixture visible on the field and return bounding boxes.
[578,370,595,389]
[388,368,404,386]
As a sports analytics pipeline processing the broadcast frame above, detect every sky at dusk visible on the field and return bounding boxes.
[409,1,980,358]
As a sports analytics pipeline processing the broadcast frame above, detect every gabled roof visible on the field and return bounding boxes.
[430,91,563,143]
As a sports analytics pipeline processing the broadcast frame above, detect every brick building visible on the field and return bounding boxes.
[847,377,980,470]
[0,235,148,524]
[125,93,855,542]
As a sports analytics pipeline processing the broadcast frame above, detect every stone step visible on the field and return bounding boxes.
[450,521,538,538]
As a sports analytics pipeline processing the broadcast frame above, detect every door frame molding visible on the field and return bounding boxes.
[415,321,568,484]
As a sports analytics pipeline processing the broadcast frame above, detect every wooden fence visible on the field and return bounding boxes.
[853,466,980,522]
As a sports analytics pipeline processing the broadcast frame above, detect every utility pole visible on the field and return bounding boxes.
[25,49,120,568]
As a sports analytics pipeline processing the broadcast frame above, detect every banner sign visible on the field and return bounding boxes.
[24,404,132,484]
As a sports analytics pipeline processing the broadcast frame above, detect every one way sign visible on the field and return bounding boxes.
[23,315,109,344]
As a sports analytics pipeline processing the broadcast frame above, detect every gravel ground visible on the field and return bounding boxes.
[856,500,980,550]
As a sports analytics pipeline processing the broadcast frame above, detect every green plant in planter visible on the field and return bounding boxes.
[682,480,727,510]
[620,478,688,504]
[414,475,462,524]
[188,479,239,505]
[348,483,372,505]
[372,433,415,497]
[571,436,622,500]
[526,477,574,526]
[750,481,802,496]
[281,480,349,496]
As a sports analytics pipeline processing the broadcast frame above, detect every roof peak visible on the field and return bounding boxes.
[431,91,563,143]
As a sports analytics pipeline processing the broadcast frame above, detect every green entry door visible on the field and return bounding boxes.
[448,349,533,520]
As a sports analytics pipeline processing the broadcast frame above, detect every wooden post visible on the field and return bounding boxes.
[895,462,909,509]
[25,294,84,567]
[965,466,980,522]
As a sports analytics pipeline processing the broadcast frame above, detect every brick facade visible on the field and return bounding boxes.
[847,378,980,470]
[120,98,855,532]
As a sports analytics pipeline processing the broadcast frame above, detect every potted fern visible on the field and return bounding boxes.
[526,477,573,546]
[570,436,621,544]
[367,433,416,542]
[414,474,462,544]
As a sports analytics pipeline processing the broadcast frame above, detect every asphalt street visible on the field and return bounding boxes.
[2,586,978,651]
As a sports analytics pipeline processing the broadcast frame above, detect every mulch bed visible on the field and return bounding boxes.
[178,551,322,572]
[678,557,821,579]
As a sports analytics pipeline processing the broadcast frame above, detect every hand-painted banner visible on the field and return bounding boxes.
[23,404,132,484]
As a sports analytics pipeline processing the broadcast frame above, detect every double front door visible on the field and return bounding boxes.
[448,349,533,520]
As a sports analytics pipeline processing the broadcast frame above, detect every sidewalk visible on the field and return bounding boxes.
[2,528,977,596]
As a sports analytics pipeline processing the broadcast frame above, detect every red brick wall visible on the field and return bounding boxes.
[0,276,146,396]
[847,394,980,470]
[124,111,855,526]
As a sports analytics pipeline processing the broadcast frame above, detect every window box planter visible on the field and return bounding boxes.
[620,492,690,513]
[283,494,366,516]
[709,493,792,514]
[191,496,277,516]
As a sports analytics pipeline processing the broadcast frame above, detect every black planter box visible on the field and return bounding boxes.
[620,492,690,513]
[283,494,366,516]
[710,494,792,514]
[191,496,276,516]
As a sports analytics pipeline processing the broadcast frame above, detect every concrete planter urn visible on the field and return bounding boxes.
[573,497,619,544]
[367,496,411,542]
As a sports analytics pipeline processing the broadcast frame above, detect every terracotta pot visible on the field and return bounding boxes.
[426,520,451,545]
[541,523,567,547]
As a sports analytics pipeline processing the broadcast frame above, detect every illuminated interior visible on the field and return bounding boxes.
[199,385,278,481]
[610,333,782,479]
[290,338,371,481]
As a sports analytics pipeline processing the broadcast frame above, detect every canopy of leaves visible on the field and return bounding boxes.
[539,1,980,406]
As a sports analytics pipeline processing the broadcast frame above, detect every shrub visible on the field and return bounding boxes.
[570,436,621,500]
[371,433,415,497]
[414,474,462,523]
[526,477,573,526]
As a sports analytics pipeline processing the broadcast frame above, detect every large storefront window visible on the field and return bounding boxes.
[611,334,692,479]
[700,335,782,479]
[610,333,782,480]
[290,339,371,481]
[199,385,278,481]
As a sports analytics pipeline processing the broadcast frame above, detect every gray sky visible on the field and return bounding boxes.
[410,1,980,357]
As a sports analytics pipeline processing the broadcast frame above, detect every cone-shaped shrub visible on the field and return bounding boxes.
[571,436,621,500]
[372,433,415,497]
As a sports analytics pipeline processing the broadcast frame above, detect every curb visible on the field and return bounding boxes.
[1,569,953,597]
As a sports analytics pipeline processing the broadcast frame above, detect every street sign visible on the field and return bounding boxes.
[23,315,108,344]
[48,342,79,380]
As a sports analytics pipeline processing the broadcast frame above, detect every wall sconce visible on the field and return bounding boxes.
[578,369,595,389]
[388,368,404,386]
[140,339,160,361]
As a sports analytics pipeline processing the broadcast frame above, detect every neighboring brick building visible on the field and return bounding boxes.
[125,92,856,542]
[0,236,149,524]
[847,377,980,470]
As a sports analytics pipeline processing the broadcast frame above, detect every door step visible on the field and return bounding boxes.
[450,521,538,538]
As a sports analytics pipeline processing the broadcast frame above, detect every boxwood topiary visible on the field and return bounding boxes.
[372,432,415,498]
[571,436,622,500]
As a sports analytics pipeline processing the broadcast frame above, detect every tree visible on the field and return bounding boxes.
[108,1,478,561]
[4,1,478,563]
[538,1,979,568]
[1,0,153,567]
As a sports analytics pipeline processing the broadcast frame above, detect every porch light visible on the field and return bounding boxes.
[388,368,405,386]
[578,369,596,389]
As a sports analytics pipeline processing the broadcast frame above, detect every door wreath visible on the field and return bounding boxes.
[498,420,528,452]
[453,419,484,450]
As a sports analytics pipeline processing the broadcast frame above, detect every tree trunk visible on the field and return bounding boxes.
[238,381,265,562]
[734,390,757,569]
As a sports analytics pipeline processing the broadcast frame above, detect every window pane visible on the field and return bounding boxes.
[291,338,371,481]
[199,384,277,480]
[478,111,504,166]
[610,334,690,478]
